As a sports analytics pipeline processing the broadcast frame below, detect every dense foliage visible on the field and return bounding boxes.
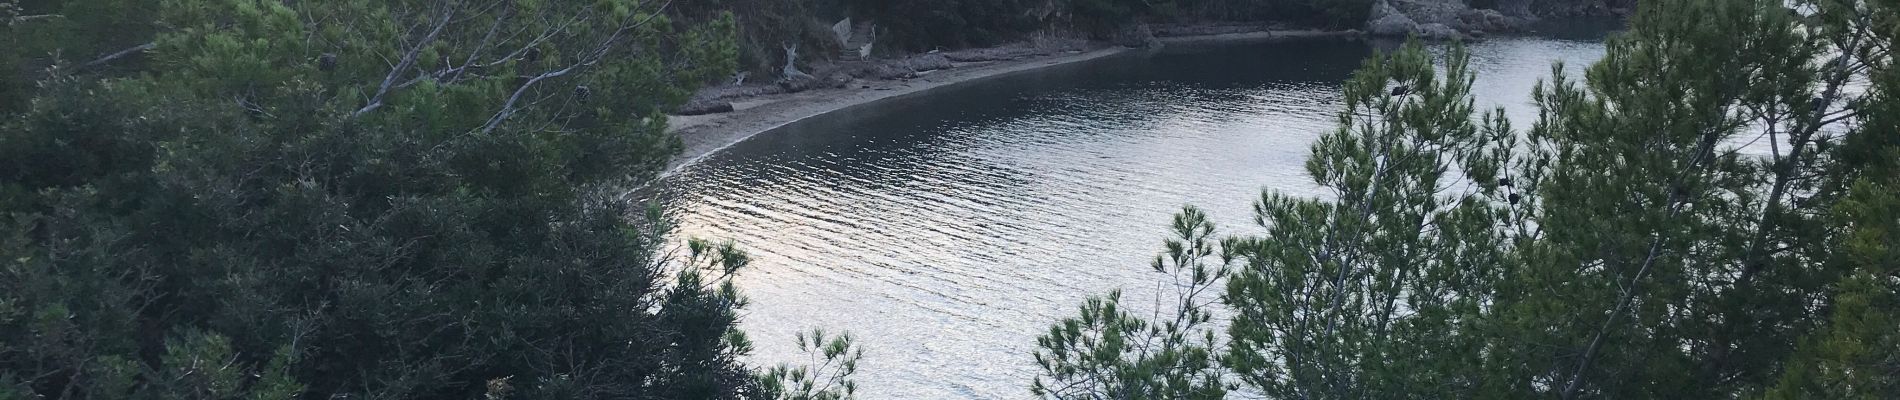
[1034,0,1899,397]
[844,0,1042,51]
[0,0,772,398]
[696,0,1376,58]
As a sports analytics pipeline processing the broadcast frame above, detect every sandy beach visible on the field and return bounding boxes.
[659,29,1362,176]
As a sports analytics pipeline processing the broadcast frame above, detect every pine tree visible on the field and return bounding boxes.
[1031,207,1229,400]
[1485,0,1895,396]
[1760,1,1900,394]
[1219,41,1514,399]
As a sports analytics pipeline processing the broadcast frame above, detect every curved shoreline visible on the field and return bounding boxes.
[658,29,1360,177]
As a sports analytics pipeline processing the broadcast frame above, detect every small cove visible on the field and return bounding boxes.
[652,24,1619,398]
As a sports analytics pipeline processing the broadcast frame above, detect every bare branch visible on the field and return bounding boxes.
[77,42,157,70]
[478,67,578,134]
[352,3,458,119]
[10,14,62,22]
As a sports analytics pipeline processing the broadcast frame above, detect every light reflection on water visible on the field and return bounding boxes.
[652,30,1613,398]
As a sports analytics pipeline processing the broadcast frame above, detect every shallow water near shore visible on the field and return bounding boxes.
[651,27,1616,398]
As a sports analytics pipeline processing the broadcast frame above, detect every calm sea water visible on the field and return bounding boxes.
[653,24,1617,398]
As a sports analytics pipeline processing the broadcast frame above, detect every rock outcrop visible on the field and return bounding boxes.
[1366,0,1530,40]
[1458,8,1521,33]
[1494,0,1538,19]
[1368,1,1422,36]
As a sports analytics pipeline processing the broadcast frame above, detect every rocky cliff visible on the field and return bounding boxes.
[1368,0,1629,40]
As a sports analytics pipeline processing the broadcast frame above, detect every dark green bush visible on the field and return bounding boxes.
[0,1,755,398]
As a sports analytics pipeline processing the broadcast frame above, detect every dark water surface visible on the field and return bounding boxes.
[654,28,1614,398]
